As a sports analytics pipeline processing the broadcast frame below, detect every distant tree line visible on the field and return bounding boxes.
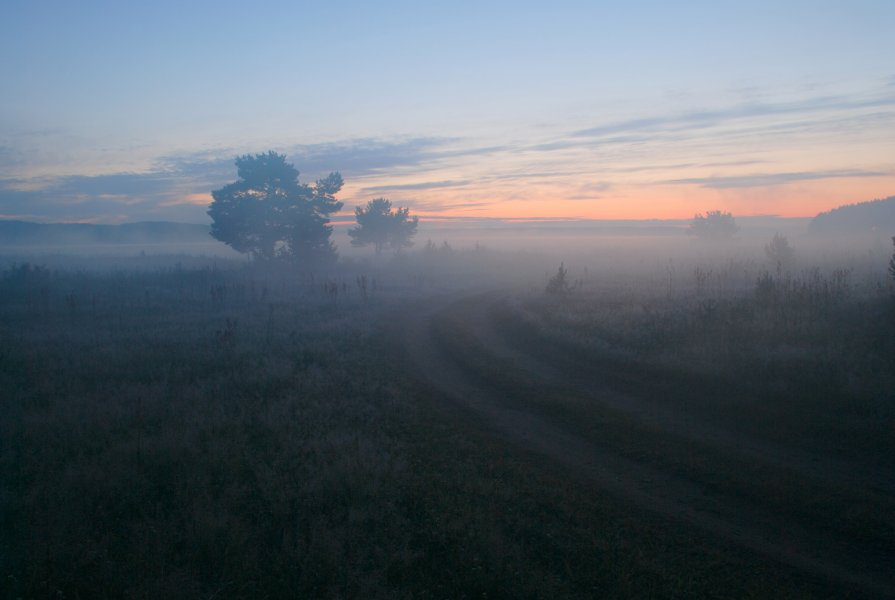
[688,210,738,240]
[809,195,895,235]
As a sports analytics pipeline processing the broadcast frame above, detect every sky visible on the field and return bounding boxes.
[1,0,894,224]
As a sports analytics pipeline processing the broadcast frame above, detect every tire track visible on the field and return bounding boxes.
[457,291,895,496]
[395,290,895,598]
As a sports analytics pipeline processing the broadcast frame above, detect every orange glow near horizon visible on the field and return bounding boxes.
[338,175,895,222]
[156,192,214,208]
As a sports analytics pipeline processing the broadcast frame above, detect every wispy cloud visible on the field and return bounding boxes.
[360,179,470,193]
[0,184,190,223]
[572,93,895,138]
[661,169,888,189]
[0,136,479,222]
[528,133,659,153]
[519,91,895,167]
[288,137,455,176]
[3,84,894,223]
[486,171,570,180]
[157,137,458,181]
[49,172,179,196]
[0,145,26,169]
[0,169,207,223]
[400,200,492,212]
[606,160,767,174]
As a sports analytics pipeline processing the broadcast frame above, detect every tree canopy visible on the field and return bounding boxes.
[764,233,795,274]
[348,198,419,253]
[208,151,343,262]
[688,210,738,240]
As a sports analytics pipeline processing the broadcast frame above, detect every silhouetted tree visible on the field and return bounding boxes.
[889,236,895,282]
[208,151,343,263]
[348,198,418,253]
[688,210,738,240]
[764,233,795,274]
[546,263,570,296]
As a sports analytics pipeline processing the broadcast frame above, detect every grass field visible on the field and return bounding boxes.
[2,243,893,598]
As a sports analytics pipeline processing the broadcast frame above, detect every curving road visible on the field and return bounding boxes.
[394,289,895,598]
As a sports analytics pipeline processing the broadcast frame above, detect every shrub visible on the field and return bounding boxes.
[545,263,570,296]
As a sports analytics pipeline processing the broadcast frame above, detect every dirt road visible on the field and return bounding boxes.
[395,290,895,598]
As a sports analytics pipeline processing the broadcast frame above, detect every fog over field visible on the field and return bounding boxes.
[3,210,895,597]
[3,1,895,598]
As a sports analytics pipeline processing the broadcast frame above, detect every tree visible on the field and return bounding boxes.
[764,233,795,275]
[688,210,738,240]
[889,236,895,283]
[208,151,343,263]
[545,262,570,296]
[348,198,419,253]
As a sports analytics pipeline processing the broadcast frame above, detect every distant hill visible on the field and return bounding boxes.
[809,196,895,235]
[0,220,211,246]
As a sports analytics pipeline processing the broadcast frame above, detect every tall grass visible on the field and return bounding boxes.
[1,254,886,598]
[512,257,895,464]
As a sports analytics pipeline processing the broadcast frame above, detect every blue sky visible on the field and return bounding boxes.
[1,1,893,223]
